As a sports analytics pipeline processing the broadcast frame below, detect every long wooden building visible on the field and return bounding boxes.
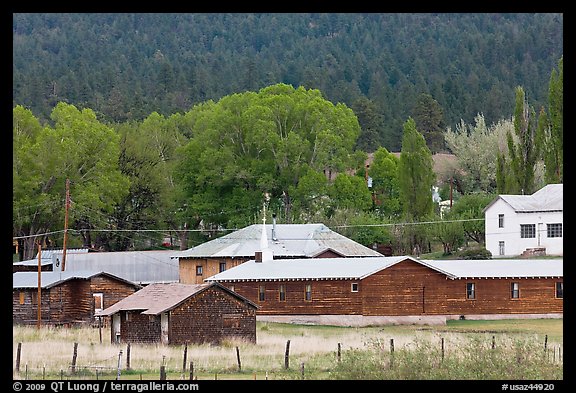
[205,256,563,326]
[13,270,141,326]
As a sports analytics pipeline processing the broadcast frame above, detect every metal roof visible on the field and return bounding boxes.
[205,256,424,281]
[484,183,563,213]
[12,270,141,289]
[13,250,179,285]
[204,256,563,282]
[176,223,382,259]
[96,282,257,316]
[422,259,563,279]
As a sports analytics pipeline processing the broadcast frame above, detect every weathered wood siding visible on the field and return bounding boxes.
[12,281,92,325]
[169,286,256,344]
[89,276,139,311]
[179,257,246,284]
[223,280,363,315]
[118,311,161,344]
[216,259,562,317]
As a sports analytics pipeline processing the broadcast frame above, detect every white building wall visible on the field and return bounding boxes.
[485,199,563,257]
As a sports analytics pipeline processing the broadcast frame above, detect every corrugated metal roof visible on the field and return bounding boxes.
[13,250,179,285]
[484,184,563,213]
[422,259,563,279]
[96,282,258,316]
[205,256,423,281]
[12,270,140,289]
[176,224,382,259]
[205,256,563,282]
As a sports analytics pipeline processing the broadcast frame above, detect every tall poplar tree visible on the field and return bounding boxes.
[398,117,436,220]
[543,56,563,183]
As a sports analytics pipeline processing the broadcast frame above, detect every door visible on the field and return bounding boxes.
[112,314,121,344]
[160,312,169,344]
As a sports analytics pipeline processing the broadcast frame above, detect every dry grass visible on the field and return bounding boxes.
[13,319,562,380]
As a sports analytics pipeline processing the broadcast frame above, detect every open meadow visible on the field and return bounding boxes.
[13,319,563,380]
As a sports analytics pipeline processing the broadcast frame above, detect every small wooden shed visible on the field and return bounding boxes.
[96,282,258,345]
[13,270,141,326]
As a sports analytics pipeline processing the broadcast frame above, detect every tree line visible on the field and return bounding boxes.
[13,13,563,153]
[13,57,563,261]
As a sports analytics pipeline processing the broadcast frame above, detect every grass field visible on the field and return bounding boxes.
[13,319,563,380]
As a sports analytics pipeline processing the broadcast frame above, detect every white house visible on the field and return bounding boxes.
[483,184,563,257]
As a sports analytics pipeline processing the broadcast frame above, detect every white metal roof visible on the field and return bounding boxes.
[422,259,563,278]
[484,183,563,213]
[204,256,563,282]
[176,223,382,259]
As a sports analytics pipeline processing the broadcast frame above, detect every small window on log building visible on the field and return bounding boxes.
[305,284,312,301]
[196,265,203,276]
[279,284,286,301]
[19,291,25,305]
[351,283,359,292]
[259,285,265,301]
[511,282,520,299]
[466,282,475,300]
[556,282,563,298]
[219,261,226,272]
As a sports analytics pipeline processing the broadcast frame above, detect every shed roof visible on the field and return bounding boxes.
[12,270,141,290]
[176,223,382,259]
[483,183,563,213]
[13,250,179,285]
[96,282,257,316]
[205,256,563,282]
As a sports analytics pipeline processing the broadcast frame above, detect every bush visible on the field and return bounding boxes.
[456,248,492,259]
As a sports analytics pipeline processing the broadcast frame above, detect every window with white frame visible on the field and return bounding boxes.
[511,282,520,299]
[499,241,505,256]
[498,214,504,228]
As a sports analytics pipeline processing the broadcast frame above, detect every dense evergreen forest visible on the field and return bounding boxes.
[13,13,563,152]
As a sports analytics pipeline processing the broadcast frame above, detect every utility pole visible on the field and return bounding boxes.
[37,242,42,329]
[61,179,70,271]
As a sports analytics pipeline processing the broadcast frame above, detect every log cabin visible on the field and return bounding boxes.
[205,255,563,326]
[96,282,258,345]
[13,270,141,326]
[177,220,382,285]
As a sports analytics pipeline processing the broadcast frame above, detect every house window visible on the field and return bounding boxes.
[511,282,520,299]
[219,261,227,272]
[466,283,476,300]
[196,265,203,276]
[259,285,265,301]
[498,214,504,228]
[556,282,563,298]
[19,292,25,305]
[279,284,286,301]
[547,223,562,238]
[305,284,312,301]
[520,224,536,238]
[93,293,104,312]
[351,283,359,292]
[499,241,505,256]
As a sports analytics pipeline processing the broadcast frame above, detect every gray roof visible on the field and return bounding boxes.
[12,270,141,289]
[205,256,563,282]
[96,282,257,316]
[13,250,179,285]
[422,259,563,279]
[484,183,563,213]
[177,223,382,259]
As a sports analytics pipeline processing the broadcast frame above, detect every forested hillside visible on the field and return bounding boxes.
[13,13,563,152]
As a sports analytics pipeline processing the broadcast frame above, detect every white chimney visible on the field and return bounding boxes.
[256,211,273,263]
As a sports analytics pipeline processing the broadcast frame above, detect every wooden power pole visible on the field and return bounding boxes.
[61,178,70,271]
[37,242,42,329]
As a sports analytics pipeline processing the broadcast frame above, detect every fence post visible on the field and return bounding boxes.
[337,342,341,362]
[182,343,188,374]
[116,350,123,380]
[126,343,131,371]
[300,362,305,379]
[390,338,394,369]
[236,346,241,371]
[71,342,78,374]
[441,337,445,362]
[189,361,194,380]
[160,365,166,380]
[284,340,291,369]
[492,335,496,349]
[15,342,22,373]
